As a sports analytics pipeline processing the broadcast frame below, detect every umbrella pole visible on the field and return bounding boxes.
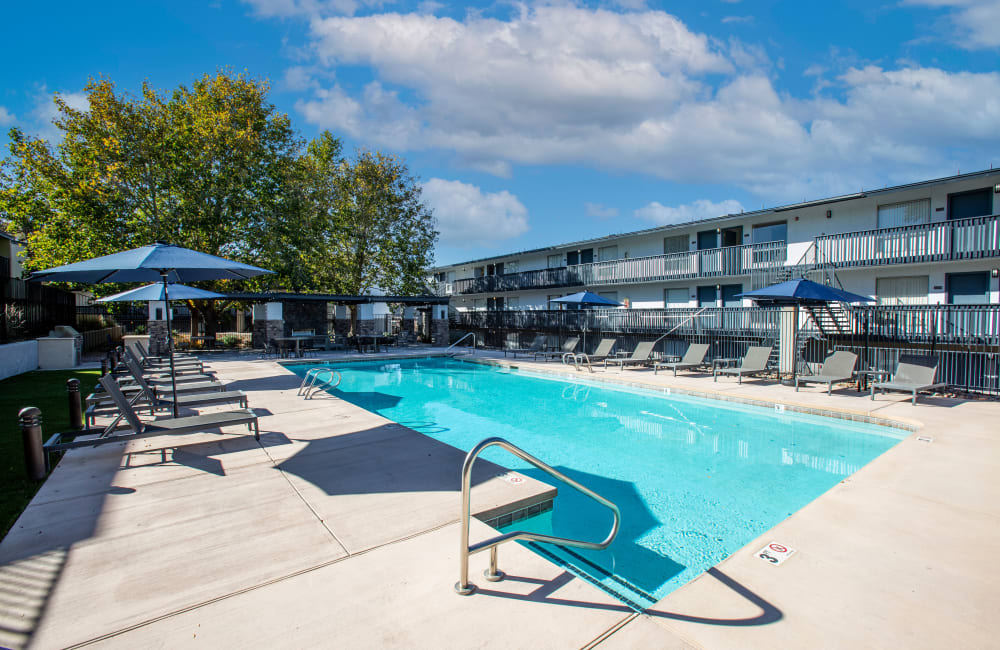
[162,273,179,418]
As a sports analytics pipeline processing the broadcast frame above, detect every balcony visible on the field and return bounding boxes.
[815,213,1000,268]
[440,241,787,296]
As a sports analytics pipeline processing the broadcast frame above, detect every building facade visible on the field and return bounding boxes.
[431,169,1000,311]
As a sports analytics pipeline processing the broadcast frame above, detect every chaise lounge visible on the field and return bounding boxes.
[533,336,580,361]
[795,351,858,395]
[604,341,655,372]
[653,343,710,376]
[870,355,947,405]
[714,346,773,383]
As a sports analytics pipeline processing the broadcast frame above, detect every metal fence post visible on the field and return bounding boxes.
[101,358,109,376]
[67,378,83,430]
[19,407,46,481]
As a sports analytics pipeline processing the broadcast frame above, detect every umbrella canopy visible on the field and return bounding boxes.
[737,278,873,305]
[96,283,225,302]
[28,242,272,284]
[549,291,622,307]
[31,242,272,417]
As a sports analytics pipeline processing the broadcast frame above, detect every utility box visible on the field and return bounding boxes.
[37,325,82,369]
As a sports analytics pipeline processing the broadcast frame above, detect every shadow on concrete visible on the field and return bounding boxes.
[474,566,782,627]
[223,374,303,392]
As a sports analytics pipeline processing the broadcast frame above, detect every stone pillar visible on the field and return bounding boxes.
[252,302,284,349]
[333,305,351,338]
[431,304,449,347]
[147,301,169,356]
[356,303,376,337]
[778,304,797,380]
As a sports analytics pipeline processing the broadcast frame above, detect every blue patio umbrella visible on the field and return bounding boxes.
[549,292,622,351]
[737,278,873,383]
[549,291,623,308]
[96,283,225,302]
[31,242,273,415]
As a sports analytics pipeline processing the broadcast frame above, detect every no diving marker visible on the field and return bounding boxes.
[757,542,796,566]
[499,472,525,485]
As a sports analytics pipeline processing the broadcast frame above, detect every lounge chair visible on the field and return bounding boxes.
[604,341,656,372]
[714,346,773,383]
[653,343,710,376]
[505,334,546,358]
[132,339,198,362]
[128,341,202,368]
[533,336,580,361]
[122,348,206,377]
[870,355,947,405]
[93,374,259,441]
[795,351,858,395]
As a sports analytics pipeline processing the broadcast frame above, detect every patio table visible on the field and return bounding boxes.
[856,369,889,393]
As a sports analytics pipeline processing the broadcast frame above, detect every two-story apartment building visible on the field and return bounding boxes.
[431,169,1000,311]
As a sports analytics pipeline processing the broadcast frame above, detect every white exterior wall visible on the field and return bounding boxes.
[435,171,1000,308]
[0,341,39,380]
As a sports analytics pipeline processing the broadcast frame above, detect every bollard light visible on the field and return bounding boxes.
[67,378,83,430]
[19,407,46,481]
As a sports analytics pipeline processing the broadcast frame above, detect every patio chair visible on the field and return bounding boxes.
[533,336,580,361]
[133,339,198,363]
[94,374,259,441]
[795,351,858,395]
[504,334,547,358]
[604,341,656,372]
[128,341,203,370]
[870,355,947,406]
[125,356,246,408]
[122,347,205,376]
[714,346,774,383]
[653,343,710,376]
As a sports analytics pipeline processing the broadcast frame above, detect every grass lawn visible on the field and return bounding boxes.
[0,368,101,538]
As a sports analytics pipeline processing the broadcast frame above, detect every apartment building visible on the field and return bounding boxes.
[431,169,1000,311]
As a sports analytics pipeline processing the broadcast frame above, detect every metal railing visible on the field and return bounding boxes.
[815,213,1000,268]
[446,331,477,353]
[297,367,342,399]
[456,437,621,595]
[442,241,787,296]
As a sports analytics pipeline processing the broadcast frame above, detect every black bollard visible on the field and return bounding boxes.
[67,379,83,430]
[101,358,109,376]
[19,407,46,481]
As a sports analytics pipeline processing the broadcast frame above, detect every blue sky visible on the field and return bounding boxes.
[2,1,999,265]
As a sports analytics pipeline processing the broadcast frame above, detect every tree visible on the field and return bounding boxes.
[0,71,309,335]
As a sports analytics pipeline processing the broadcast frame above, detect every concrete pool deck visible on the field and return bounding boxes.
[1,348,997,648]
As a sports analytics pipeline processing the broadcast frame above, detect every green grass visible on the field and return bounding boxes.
[0,368,101,538]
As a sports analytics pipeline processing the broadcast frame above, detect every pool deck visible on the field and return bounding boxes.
[1,347,997,648]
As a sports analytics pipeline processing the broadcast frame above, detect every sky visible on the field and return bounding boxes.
[1,1,999,265]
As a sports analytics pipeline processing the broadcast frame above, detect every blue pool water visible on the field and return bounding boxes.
[289,357,904,608]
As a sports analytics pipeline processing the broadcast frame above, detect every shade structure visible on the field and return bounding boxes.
[96,283,225,303]
[549,291,623,307]
[737,278,872,385]
[32,242,273,416]
[28,242,272,284]
[736,278,873,305]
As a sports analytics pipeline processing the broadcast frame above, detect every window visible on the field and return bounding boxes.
[598,291,618,305]
[697,230,718,250]
[877,198,930,228]
[547,294,563,310]
[547,254,563,268]
[948,188,993,221]
[664,288,688,308]
[598,245,618,262]
[566,248,594,265]
[506,296,519,310]
[473,266,485,278]
[663,235,688,255]
[751,221,787,244]
[875,276,928,305]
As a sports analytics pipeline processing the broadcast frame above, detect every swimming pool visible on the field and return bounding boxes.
[288,357,905,608]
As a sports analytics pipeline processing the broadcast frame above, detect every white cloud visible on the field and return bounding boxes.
[904,0,1000,49]
[0,106,15,126]
[30,89,89,142]
[721,15,753,24]
[422,178,529,247]
[635,199,744,225]
[242,0,392,18]
[280,4,1000,201]
[584,202,619,219]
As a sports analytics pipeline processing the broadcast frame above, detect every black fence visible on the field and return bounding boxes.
[453,304,1000,396]
[1,275,77,344]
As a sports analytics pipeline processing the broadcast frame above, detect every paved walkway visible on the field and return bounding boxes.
[0,348,996,648]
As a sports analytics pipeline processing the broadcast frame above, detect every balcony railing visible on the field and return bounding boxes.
[815,213,1000,268]
[443,241,787,296]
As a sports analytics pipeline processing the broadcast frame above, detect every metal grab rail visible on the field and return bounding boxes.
[446,331,477,354]
[455,437,621,595]
[297,367,342,399]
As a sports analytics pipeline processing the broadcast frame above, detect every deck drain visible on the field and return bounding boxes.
[916,436,934,443]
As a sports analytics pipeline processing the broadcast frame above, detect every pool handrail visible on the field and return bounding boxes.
[297,367,342,399]
[455,436,621,595]
[446,332,477,354]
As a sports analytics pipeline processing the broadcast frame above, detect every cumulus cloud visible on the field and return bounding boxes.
[29,90,89,142]
[274,3,1000,200]
[0,106,14,126]
[584,202,619,219]
[242,0,393,18]
[721,15,753,24]
[904,0,1000,50]
[635,199,744,225]
[422,178,529,247]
